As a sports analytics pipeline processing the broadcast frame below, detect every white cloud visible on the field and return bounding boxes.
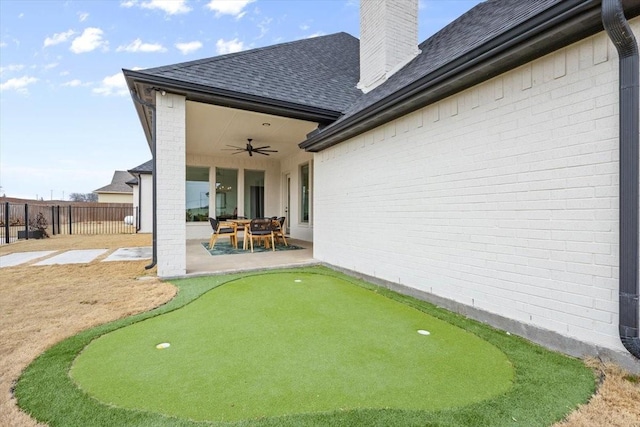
[0,41,6,47]
[61,79,83,87]
[59,70,70,76]
[43,62,59,70]
[256,17,272,39]
[0,76,38,93]
[216,38,244,54]
[117,38,167,53]
[299,24,310,31]
[175,40,202,55]
[306,32,325,39]
[0,64,25,75]
[78,12,89,22]
[206,0,254,18]
[43,29,75,48]
[92,72,128,96]
[70,28,107,53]
[122,0,191,14]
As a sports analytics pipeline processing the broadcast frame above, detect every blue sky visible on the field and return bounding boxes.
[0,0,482,200]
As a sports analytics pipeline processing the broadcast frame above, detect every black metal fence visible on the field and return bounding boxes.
[0,202,137,245]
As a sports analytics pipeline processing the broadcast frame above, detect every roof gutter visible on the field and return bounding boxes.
[602,0,640,359]
[122,69,342,124]
[129,89,157,271]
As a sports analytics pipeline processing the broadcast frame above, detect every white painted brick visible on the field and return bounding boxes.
[313,19,640,355]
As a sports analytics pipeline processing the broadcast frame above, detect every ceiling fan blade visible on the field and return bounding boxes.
[256,149,278,153]
[254,151,270,156]
[225,144,245,149]
[253,145,272,150]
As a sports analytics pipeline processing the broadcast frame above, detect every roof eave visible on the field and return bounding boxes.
[300,0,628,152]
[123,69,344,133]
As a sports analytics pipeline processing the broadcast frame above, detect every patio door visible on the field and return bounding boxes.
[244,170,264,218]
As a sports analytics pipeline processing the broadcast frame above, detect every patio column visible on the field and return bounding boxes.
[155,91,186,277]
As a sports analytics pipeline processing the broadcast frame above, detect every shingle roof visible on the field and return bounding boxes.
[329,0,560,126]
[128,159,153,174]
[134,32,362,114]
[94,171,135,194]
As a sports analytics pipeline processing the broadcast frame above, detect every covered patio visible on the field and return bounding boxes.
[123,32,360,277]
[185,237,315,277]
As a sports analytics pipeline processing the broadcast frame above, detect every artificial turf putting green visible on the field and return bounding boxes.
[70,271,513,422]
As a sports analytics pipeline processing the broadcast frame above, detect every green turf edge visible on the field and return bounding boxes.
[15,266,596,427]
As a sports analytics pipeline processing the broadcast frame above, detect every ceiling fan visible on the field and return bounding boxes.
[223,139,278,156]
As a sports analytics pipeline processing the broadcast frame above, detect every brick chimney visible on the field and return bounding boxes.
[357,0,421,93]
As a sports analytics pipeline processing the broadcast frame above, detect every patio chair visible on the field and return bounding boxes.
[272,216,288,246]
[208,217,238,249]
[246,218,275,252]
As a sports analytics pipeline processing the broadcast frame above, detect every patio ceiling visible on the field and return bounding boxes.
[186,101,320,160]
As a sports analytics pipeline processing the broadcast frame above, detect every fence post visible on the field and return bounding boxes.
[4,202,9,244]
[68,205,72,235]
[24,203,29,240]
[57,206,61,235]
[51,205,56,235]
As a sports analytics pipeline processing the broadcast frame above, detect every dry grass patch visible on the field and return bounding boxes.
[0,234,176,427]
[554,359,640,427]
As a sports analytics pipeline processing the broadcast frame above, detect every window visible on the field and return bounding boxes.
[300,163,310,223]
[215,168,238,219]
[244,170,265,218]
[186,166,209,222]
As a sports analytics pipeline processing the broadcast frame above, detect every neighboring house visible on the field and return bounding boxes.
[128,160,153,233]
[94,170,135,204]
[124,0,640,369]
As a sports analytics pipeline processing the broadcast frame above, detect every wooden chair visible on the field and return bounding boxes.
[208,217,238,249]
[246,218,275,252]
[272,216,287,246]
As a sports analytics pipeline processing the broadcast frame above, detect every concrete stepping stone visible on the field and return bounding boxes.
[102,247,152,262]
[34,249,108,266]
[0,251,57,268]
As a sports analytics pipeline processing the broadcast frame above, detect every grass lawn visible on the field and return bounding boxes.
[15,266,595,426]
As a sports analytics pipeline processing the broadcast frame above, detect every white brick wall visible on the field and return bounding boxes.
[139,174,153,233]
[156,92,186,277]
[315,20,639,355]
[358,0,420,93]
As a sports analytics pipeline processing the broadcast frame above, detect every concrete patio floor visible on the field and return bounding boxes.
[186,238,317,277]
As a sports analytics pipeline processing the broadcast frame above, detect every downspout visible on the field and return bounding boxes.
[129,90,157,270]
[602,0,640,359]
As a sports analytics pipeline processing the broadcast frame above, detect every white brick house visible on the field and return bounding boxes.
[124,0,640,370]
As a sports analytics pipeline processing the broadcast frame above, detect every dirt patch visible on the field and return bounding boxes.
[0,234,176,427]
[0,234,638,426]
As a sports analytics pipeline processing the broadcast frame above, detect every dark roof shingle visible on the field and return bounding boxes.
[94,171,135,194]
[332,0,560,125]
[129,159,153,174]
[135,32,362,114]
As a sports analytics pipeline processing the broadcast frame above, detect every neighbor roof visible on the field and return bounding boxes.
[94,171,135,194]
[126,32,361,115]
[128,159,153,175]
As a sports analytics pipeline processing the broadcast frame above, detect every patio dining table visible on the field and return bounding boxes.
[228,219,252,250]
[228,218,278,250]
